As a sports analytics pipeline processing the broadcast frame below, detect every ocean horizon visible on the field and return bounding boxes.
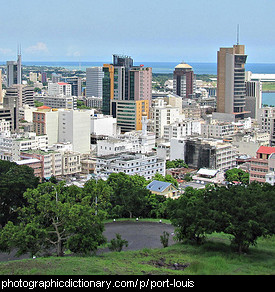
[2,61,275,75]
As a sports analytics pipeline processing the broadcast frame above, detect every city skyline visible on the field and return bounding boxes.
[0,0,274,63]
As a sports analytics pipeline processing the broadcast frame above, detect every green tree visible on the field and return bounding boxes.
[167,186,216,244]
[225,168,249,184]
[212,183,275,253]
[108,233,128,252]
[0,182,105,257]
[107,173,149,218]
[152,173,178,187]
[0,160,39,227]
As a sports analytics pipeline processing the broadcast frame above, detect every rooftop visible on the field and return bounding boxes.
[146,180,174,193]
[257,146,275,155]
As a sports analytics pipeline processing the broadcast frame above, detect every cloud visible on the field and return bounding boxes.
[66,46,81,58]
[0,48,13,55]
[26,42,49,54]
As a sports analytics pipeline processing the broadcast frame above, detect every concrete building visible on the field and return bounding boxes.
[150,98,183,139]
[96,152,165,180]
[62,151,81,176]
[245,71,262,119]
[111,99,149,133]
[58,109,92,154]
[33,106,59,146]
[41,95,77,110]
[258,107,275,146]
[173,62,196,99]
[170,137,236,171]
[6,52,22,87]
[216,44,248,119]
[48,82,72,96]
[201,120,235,138]
[66,76,82,97]
[249,146,275,183]
[86,67,104,98]
[21,149,62,180]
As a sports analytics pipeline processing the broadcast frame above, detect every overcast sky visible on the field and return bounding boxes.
[0,0,274,63]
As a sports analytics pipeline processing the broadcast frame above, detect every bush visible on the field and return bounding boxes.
[108,234,128,252]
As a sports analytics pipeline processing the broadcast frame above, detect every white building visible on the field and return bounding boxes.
[48,82,72,96]
[62,151,81,176]
[90,114,118,136]
[201,121,235,138]
[150,98,184,139]
[86,67,104,98]
[42,95,77,110]
[163,119,202,140]
[58,109,92,154]
[96,152,165,180]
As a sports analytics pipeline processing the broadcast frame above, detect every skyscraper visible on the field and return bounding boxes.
[216,44,248,119]
[6,49,22,87]
[86,67,104,98]
[173,62,195,99]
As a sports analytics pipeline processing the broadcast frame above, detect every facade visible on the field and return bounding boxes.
[201,121,235,138]
[58,109,91,154]
[42,95,77,110]
[66,76,82,97]
[96,152,165,180]
[111,99,149,132]
[170,137,236,171]
[5,85,34,108]
[173,62,196,99]
[163,119,201,140]
[33,106,59,146]
[15,158,43,179]
[146,180,179,199]
[6,55,22,87]
[86,67,104,98]
[150,98,183,139]
[249,146,275,183]
[21,149,62,179]
[62,151,81,176]
[216,44,247,119]
[245,71,262,119]
[48,82,72,96]
[258,107,275,146]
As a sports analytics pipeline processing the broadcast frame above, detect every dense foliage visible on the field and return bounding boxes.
[167,182,275,253]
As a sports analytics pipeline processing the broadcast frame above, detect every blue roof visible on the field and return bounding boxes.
[146,180,173,193]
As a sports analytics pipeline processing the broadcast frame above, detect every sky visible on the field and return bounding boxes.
[0,0,274,63]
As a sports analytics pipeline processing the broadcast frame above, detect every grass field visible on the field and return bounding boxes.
[0,232,274,275]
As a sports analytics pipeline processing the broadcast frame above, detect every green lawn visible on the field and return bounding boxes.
[0,233,274,275]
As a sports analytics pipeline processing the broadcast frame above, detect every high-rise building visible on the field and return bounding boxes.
[0,70,3,104]
[102,55,152,132]
[216,44,248,119]
[86,67,104,98]
[66,76,82,97]
[173,62,196,99]
[6,51,22,87]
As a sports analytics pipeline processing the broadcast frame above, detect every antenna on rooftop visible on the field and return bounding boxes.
[237,24,240,45]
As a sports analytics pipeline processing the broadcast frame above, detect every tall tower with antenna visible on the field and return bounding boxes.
[17,44,22,85]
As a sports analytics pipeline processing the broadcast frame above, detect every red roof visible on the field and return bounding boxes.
[257,146,275,155]
[38,105,51,109]
[57,82,69,85]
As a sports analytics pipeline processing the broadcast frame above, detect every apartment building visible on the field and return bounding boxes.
[249,146,275,183]
[41,95,77,110]
[170,137,236,171]
[62,152,81,176]
[258,107,275,146]
[48,82,72,96]
[201,121,235,138]
[96,152,165,180]
[150,98,183,139]
[21,149,62,179]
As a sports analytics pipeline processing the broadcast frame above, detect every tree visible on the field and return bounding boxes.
[167,186,216,244]
[108,234,128,252]
[225,168,249,184]
[212,183,275,253]
[0,160,39,227]
[107,173,149,218]
[152,173,178,187]
[0,182,106,257]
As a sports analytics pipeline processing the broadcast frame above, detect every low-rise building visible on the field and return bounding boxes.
[249,146,275,183]
[146,180,179,199]
[96,152,165,180]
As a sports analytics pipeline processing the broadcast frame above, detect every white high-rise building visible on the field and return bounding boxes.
[48,82,72,96]
[58,109,92,154]
[86,67,104,98]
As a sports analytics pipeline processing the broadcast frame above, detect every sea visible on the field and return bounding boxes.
[1,60,275,106]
